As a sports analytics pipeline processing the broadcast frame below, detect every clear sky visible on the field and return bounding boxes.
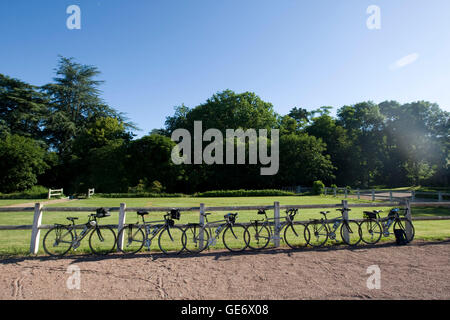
[1,0,449,136]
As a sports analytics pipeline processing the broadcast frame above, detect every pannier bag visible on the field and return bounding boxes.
[394,228,408,245]
[224,213,236,224]
[363,211,377,220]
[170,209,181,220]
[96,207,110,218]
[388,208,399,218]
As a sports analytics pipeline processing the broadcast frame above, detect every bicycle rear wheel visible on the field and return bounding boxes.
[245,223,271,250]
[43,226,74,256]
[340,220,361,246]
[117,225,145,254]
[182,225,209,253]
[89,226,117,255]
[359,220,382,244]
[158,225,184,254]
[305,222,328,247]
[284,223,309,249]
[223,224,248,252]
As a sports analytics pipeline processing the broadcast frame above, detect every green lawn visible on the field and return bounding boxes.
[0,195,449,256]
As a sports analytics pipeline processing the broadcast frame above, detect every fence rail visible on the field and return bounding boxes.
[48,188,64,200]
[1,200,450,254]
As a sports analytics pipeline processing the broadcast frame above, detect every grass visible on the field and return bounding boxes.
[0,195,449,256]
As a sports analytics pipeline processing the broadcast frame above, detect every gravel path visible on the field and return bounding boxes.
[1,240,449,300]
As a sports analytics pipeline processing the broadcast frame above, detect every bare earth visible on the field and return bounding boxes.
[1,240,449,300]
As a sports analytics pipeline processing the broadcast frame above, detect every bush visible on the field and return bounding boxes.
[330,184,337,189]
[149,181,164,193]
[0,185,48,199]
[193,189,296,197]
[94,192,186,198]
[312,181,325,195]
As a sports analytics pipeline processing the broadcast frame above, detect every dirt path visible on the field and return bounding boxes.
[2,198,76,208]
[1,240,449,300]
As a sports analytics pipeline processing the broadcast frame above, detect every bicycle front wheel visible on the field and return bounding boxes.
[223,224,248,252]
[158,225,184,254]
[284,223,309,249]
[89,226,117,255]
[305,222,328,247]
[117,225,145,254]
[394,218,415,243]
[245,224,271,250]
[340,220,361,246]
[43,226,74,256]
[359,220,382,244]
[182,225,209,253]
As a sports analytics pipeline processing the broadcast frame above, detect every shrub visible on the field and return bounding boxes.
[194,189,296,197]
[330,184,337,189]
[312,181,325,195]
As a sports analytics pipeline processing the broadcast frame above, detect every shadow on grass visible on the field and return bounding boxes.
[1,238,449,265]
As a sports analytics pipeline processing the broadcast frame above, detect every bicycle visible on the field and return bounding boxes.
[304,208,361,247]
[182,212,248,253]
[245,208,310,250]
[359,208,415,245]
[43,208,116,256]
[117,209,184,255]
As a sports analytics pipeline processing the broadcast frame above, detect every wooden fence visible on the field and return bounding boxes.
[47,188,64,200]
[323,187,450,202]
[0,200,449,254]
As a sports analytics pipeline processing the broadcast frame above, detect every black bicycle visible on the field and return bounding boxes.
[359,208,415,244]
[182,212,248,253]
[43,208,116,256]
[117,209,184,255]
[245,208,310,250]
[304,209,361,247]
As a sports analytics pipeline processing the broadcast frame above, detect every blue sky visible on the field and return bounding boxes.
[1,0,449,136]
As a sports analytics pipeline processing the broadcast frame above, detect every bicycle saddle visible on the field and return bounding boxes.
[137,210,149,216]
[66,217,78,222]
[202,212,212,216]
[320,211,330,215]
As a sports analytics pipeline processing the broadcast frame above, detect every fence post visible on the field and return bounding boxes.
[117,203,127,251]
[389,191,393,202]
[341,200,349,243]
[411,190,415,201]
[30,203,43,254]
[404,199,413,240]
[333,188,337,197]
[274,201,281,247]
[357,189,360,200]
[344,188,348,198]
[48,189,51,200]
[324,187,327,196]
[438,192,443,202]
[199,203,205,249]
[372,189,375,201]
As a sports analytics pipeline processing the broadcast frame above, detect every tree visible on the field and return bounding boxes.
[0,134,48,193]
[0,74,48,139]
[42,56,134,156]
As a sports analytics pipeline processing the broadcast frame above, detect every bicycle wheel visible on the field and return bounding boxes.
[117,225,145,254]
[359,220,382,244]
[223,224,248,252]
[89,226,117,255]
[394,218,415,243]
[340,220,361,246]
[245,223,271,250]
[305,222,328,247]
[182,224,209,253]
[158,225,184,254]
[284,223,310,249]
[43,226,74,256]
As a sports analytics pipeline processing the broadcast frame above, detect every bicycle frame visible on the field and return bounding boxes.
[201,214,231,246]
[55,215,99,249]
[250,209,296,242]
[126,214,174,249]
